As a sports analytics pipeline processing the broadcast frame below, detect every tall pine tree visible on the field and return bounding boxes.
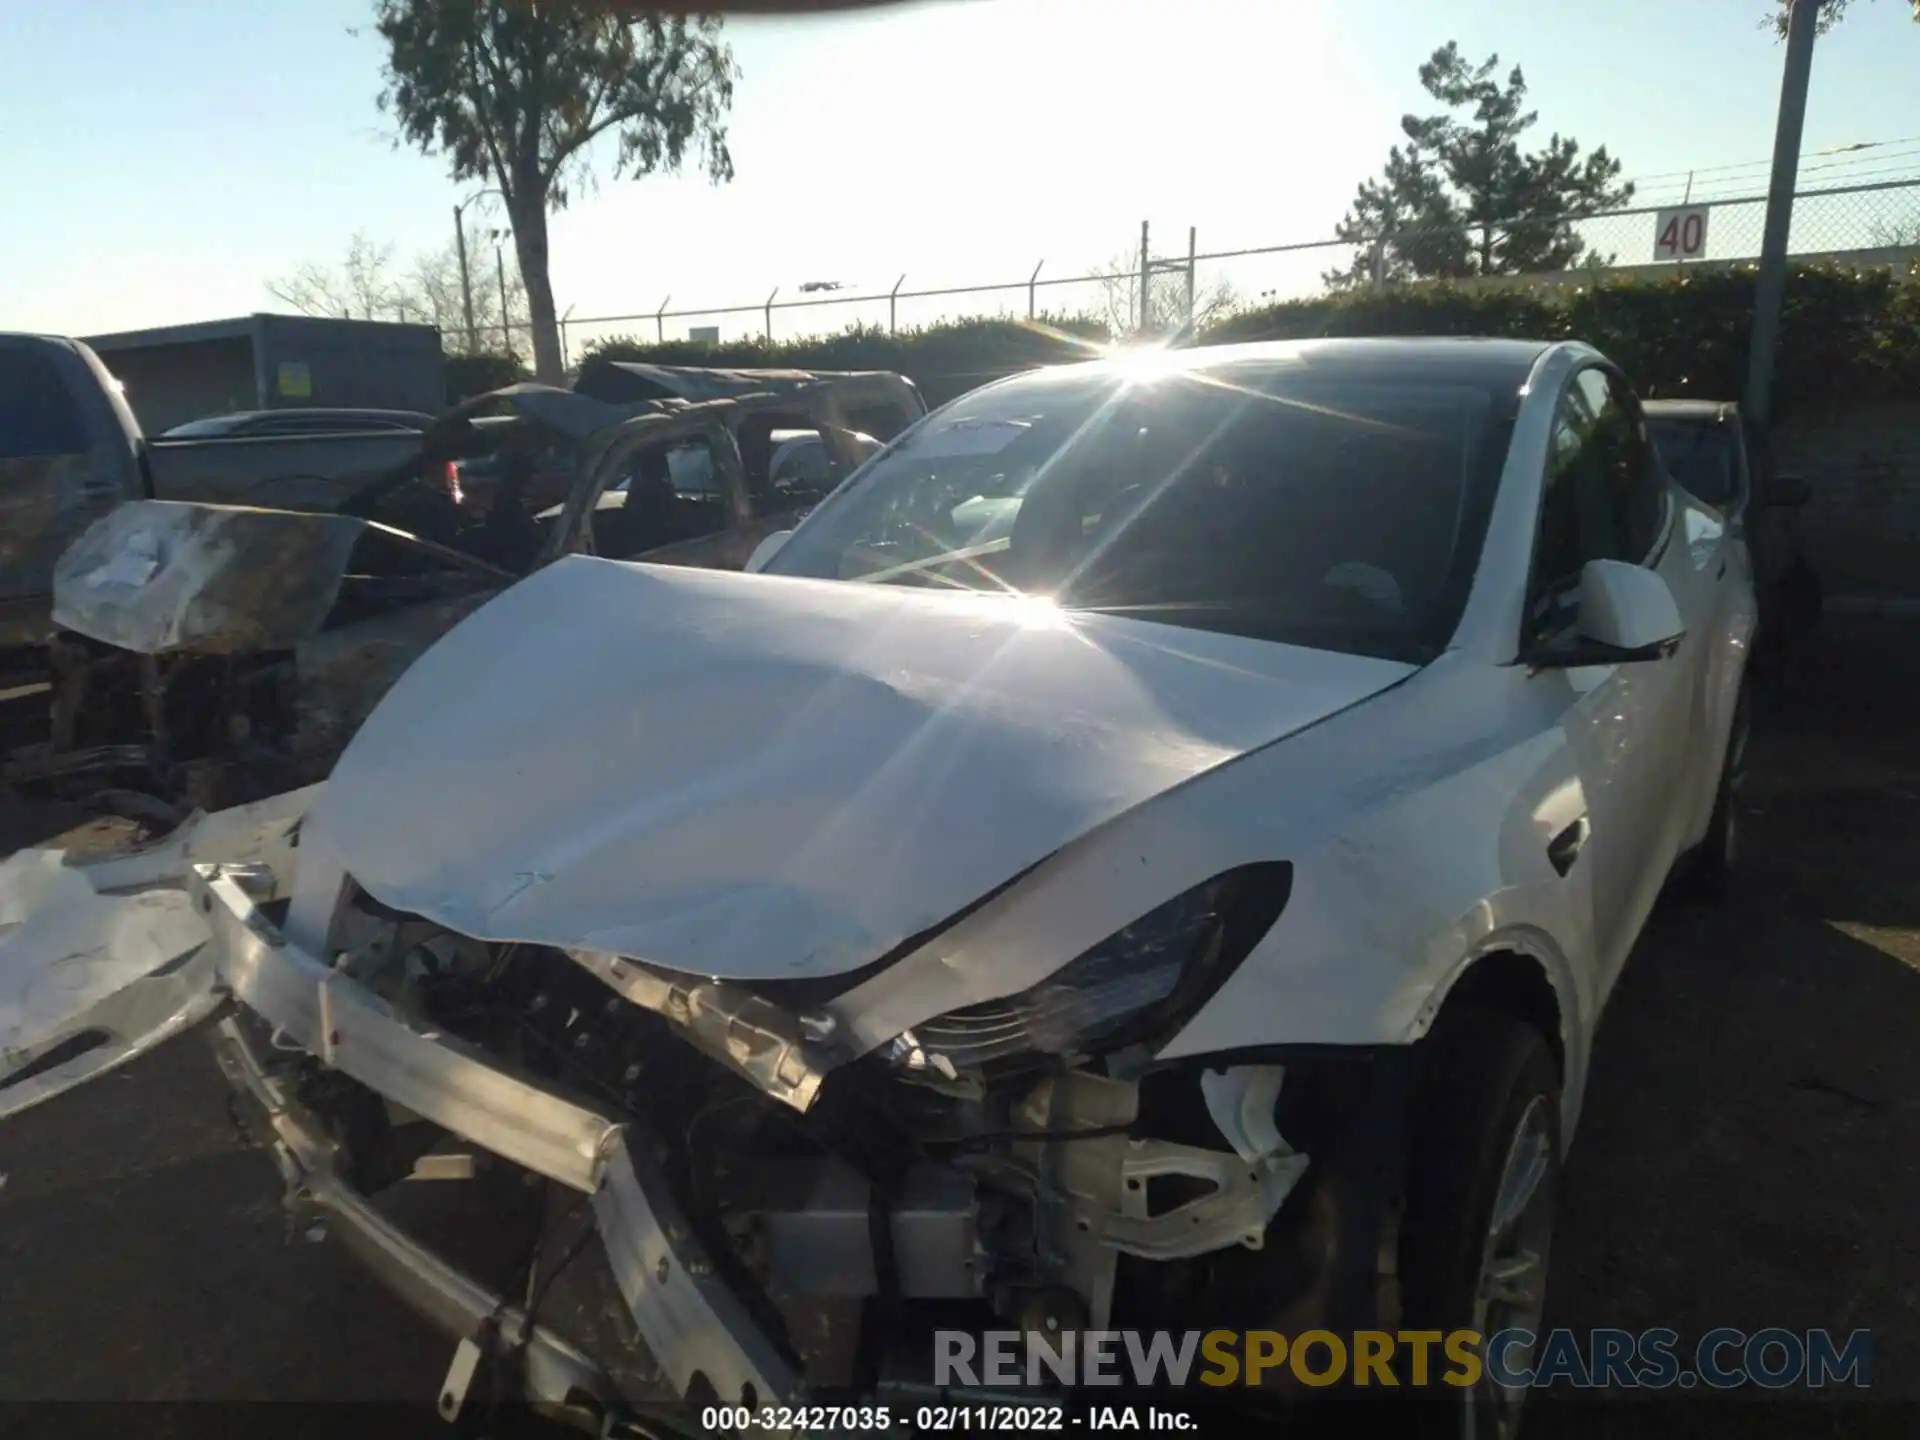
[1327,43,1633,288]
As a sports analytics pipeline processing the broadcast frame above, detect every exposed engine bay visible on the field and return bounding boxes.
[235,874,1404,1418]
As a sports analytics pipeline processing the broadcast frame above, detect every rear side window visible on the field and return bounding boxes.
[0,347,88,458]
[1646,417,1740,508]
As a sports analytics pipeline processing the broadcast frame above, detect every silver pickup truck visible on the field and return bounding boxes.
[1,332,430,652]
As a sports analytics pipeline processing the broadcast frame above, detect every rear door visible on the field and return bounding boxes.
[0,340,139,646]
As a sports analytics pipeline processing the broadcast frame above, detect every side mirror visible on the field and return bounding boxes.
[1529,559,1685,668]
[1769,474,1811,507]
[745,529,793,574]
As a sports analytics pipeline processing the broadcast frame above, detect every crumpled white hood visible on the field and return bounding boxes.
[313,557,1414,980]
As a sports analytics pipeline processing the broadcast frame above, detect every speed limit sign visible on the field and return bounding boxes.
[1653,205,1710,261]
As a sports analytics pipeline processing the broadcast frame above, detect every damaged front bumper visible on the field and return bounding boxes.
[185,863,1414,1425]
[207,1012,624,1422]
[192,864,806,1429]
[6,813,1417,1428]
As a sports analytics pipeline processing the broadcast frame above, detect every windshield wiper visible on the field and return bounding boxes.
[1059,597,1438,662]
[854,536,1013,587]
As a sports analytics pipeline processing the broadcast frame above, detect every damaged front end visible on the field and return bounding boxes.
[177,851,1416,1431]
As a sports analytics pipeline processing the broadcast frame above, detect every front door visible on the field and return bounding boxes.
[1524,366,1692,993]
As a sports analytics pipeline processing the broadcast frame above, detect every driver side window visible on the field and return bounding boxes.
[595,438,735,561]
[1525,369,1661,651]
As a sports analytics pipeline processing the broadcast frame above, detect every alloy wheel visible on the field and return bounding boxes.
[1462,1094,1556,1440]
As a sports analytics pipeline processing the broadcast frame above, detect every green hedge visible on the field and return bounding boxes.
[1210,262,1920,419]
[580,261,1920,421]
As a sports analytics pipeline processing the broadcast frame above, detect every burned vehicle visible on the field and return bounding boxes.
[3,339,1756,1438]
[9,367,921,812]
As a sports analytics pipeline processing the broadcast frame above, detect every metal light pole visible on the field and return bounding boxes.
[453,189,504,354]
[1137,221,1151,335]
[1744,0,1824,430]
[496,243,512,359]
[1185,226,1197,327]
[453,206,477,352]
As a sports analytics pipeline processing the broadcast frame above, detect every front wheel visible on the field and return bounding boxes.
[1398,1005,1562,1440]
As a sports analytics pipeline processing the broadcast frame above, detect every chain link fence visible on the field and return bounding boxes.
[560,270,1135,358]
[1525,177,1920,273]
[557,177,1920,361]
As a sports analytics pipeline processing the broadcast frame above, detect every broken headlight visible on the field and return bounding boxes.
[892,863,1291,1073]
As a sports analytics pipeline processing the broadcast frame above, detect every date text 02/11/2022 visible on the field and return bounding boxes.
[698,1406,1200,1432]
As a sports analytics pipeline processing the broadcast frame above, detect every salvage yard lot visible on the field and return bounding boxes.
[1,618,1917,1434]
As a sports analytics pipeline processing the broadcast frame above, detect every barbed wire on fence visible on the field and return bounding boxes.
[540,175,1920,361]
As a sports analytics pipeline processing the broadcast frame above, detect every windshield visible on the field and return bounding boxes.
[764,363,1512,663]
[1646,417,1740,508]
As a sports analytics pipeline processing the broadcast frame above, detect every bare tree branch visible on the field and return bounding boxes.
[263,232,529,357]
[1087,253,1239,337]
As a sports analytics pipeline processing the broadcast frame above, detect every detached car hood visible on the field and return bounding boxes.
[313,558,1416,980]
[53,501,369,653]
[51,500,510,656]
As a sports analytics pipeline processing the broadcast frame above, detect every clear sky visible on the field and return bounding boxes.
[3,0,1917,350]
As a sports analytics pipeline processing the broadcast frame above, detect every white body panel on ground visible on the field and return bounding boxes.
[0,787,314,1117]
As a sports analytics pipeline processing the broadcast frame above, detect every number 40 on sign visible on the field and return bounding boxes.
[1653,205,1710,262]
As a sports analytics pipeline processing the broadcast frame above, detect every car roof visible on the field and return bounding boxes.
[0,331,83,350]
[1642,399,1739,421]
[572,360,900,406]
[252,407,433,423]
[183,408,433,426]
[981,336,1559,399]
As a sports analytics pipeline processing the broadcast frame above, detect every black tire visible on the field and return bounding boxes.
[1396,1005,1562,1440]
[1677,685,1750,900]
